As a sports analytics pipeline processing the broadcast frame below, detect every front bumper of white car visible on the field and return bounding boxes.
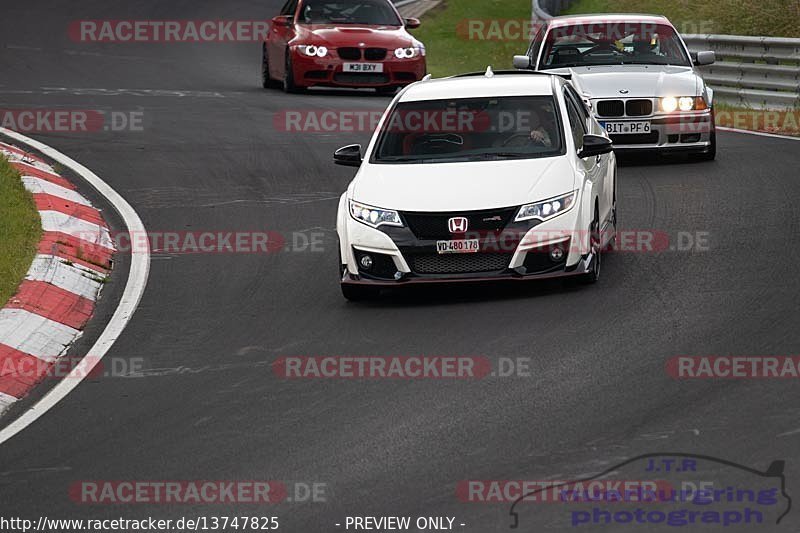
[593,100,714,154]
[338,200,599,286]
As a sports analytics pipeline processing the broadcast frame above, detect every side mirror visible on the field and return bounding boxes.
[578,135,613,159]
[694,50,715,66]
[334,144,363,167]
[271,15,293,27]
[404,17,421,29]
[513,55,532,70]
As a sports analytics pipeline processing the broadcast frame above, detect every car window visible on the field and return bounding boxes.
[565,85,589,119]
[528,25,547,67]
[540,23,691,69]
[371,96,565,164]
[280,0,299,16]
[564,92,586,150]
[298,0,401,25]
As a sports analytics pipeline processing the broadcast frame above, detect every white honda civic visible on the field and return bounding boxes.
[335,69,617,300]
[514,14,717,160]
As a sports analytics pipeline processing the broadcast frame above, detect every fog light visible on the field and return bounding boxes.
[360,255,373,270]
[550,246,565,261]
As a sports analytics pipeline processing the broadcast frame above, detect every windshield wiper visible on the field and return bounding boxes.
[479,152,533,160]
[377,156,424,163]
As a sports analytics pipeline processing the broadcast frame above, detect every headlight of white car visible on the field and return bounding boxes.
[350,200,403,228]
[660,96,708,112]
[515,191,577,222]
[298,45,328,57]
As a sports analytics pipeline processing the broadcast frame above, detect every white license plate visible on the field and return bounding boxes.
[601,121,651,134]
[436,239,480,254]
[343,62,383,73]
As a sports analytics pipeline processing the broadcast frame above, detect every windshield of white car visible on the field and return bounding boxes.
[299,0,402,25]
[372,96,565,164]
[538,23,691,69]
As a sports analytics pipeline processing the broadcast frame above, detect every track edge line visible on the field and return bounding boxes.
[0,128,150,446]
[717,126,800,141]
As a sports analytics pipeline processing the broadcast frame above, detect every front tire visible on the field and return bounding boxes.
[580,210,602,284]
[692,130,716,162]
[603,179,617,252]
[283,53,303,93]
[262,45,278,89]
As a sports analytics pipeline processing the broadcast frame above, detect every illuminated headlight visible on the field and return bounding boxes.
[679,97,694,111]
[515,191,576,222]
[298,45,328,57]
[660,96,707,112]
[661,96,678,113]
[394,46,422,59]
[349,200,403,228]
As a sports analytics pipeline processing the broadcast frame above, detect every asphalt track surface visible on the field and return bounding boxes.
[2,1,800,531]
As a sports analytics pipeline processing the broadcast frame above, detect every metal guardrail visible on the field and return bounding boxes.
[531,1,800,109]
[683,35,800,109]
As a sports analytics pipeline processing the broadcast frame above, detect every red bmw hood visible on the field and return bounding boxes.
[293,24,414,48]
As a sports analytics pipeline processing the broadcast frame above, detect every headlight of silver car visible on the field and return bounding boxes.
[515,191,577,222]
[659,96,708,112]
[349,200,403,228]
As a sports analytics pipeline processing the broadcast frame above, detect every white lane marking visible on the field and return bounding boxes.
[777,428,800,438]
[26,255,105,300]
[0,309,81,362]
[0,87,226,98]
[0,392,18,408]
[0,466,72,476]
[0,127,150,446]
[38,210,114,248]
[22,176,92,206]
[717,126,800,142]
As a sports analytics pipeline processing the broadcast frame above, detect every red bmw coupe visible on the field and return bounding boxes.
[262,0,427,93]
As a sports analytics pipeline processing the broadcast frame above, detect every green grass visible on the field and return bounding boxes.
[562,0,800,38]
[0,156,41,307]
[411,0,531,77]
